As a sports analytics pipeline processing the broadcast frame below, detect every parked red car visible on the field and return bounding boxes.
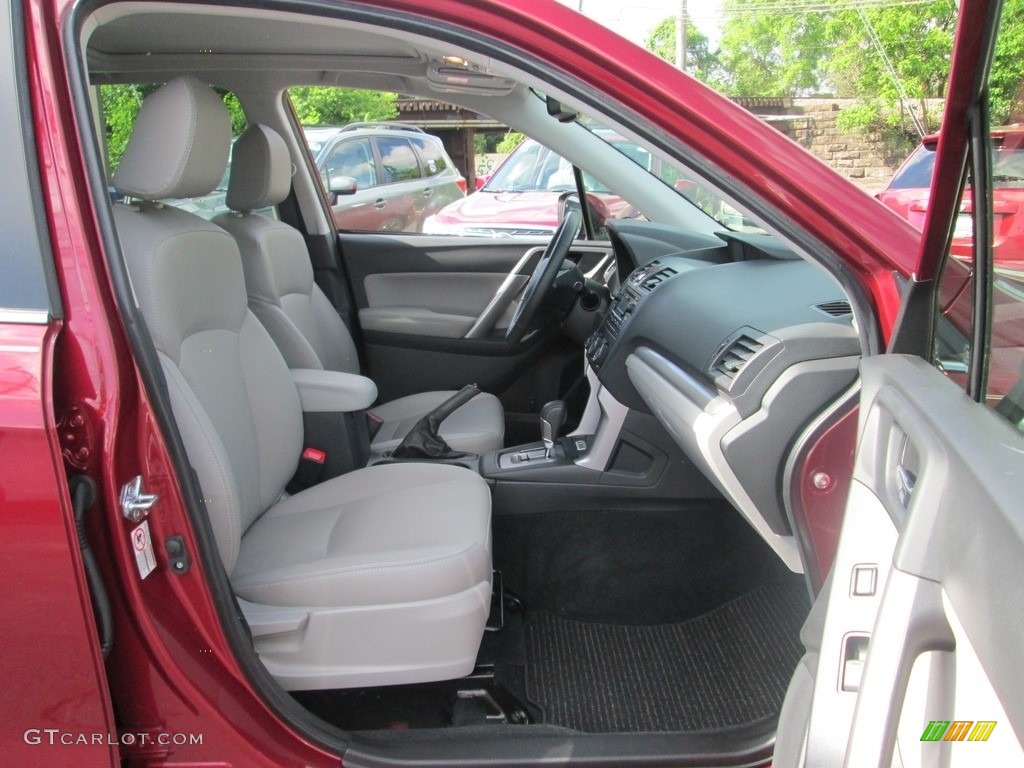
[878,126,1024,274]
[3,0,1022,767]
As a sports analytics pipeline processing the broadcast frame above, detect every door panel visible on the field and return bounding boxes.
[340,232,609,409]
[341,232,549,308]
[360,271,528,338]
[793,356,1024,765]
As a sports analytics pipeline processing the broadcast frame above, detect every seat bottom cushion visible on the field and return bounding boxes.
[231,462,492,608]
[369,390,504,455]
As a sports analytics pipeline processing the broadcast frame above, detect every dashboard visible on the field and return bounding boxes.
[588,221,861,569]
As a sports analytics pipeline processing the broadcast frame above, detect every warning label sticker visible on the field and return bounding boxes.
[131,520,157,579]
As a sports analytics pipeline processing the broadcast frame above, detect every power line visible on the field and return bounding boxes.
[856,6,927,136]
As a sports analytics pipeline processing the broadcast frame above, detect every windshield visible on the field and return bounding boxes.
[890,137,1024,190]
[888,144,937,190]
[576,115,764,232]
[484,140,612,194]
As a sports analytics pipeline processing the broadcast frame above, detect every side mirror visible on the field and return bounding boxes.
[557,191,583,223]
[328,174,358,197]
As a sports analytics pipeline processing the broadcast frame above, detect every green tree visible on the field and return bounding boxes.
[287,87,398,125]
[645,17,724,87]
[990,0,1024,124]
[718,0,830,97]
[100,84,149,170]
[220,90,248,136]
[496,131,527,154]
[823,0,956,132]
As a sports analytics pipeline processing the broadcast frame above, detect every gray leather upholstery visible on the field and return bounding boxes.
[113,76,231,200]
[112,78,492,690]
[225,122,292,212]
[370,389,505,455]
[232,461,491,607]
[217,123,504,455]
[290,368,377,412]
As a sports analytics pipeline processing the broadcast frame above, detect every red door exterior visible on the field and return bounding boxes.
[7,0,1000,764]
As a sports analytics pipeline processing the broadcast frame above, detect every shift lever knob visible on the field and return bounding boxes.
[540,400,567,454]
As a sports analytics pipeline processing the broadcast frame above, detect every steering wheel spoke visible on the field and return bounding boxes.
[505,210,582,343]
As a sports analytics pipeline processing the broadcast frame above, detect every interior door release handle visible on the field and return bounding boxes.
[896,464,917,508]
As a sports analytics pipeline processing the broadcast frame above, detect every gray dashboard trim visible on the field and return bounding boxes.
[626,348,801,571]
[633,346,716,410]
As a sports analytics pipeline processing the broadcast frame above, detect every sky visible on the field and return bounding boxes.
[555,0,725,49]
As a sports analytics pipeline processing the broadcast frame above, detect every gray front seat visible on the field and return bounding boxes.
[214,124,504,455]
[111,77,492,690]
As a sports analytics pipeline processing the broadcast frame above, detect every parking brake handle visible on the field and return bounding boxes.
[390,384,481,460]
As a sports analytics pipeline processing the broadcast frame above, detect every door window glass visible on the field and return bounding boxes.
[411,137,448,178]
[323,138,377,189]
[376,137,421,184]
[931,11,1024,432]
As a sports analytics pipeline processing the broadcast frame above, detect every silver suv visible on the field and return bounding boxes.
[306,122,466,232]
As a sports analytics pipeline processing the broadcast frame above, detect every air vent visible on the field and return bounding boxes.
[711,333,765,380]
[813,300,852,317]
[639,267,678,292]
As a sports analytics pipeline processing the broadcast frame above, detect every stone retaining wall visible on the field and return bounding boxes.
[735,97,938,194]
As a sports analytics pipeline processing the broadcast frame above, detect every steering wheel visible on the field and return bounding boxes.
[505,209,582,344]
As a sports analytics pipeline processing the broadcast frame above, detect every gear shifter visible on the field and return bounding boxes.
[540,400,567,456]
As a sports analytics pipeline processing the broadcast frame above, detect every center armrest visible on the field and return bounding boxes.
[291,369,378,413]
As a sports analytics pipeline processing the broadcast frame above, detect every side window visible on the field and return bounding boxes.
[987,128,1024,429]
[375,137,421,184]
[410,137,448,178]
[931,13,1024,432]
[323,138,377,190]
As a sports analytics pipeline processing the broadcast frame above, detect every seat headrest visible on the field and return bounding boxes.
[112,77,231,201]
[226,124,292,212]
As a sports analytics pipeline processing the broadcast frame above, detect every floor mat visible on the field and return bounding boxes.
[523,582,809,733]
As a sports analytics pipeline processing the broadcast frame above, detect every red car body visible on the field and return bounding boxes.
[2,0,1001,765]
[878,126,1024,273]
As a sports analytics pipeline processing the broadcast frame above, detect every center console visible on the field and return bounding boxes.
[482,260,688,482]
[584,259,678,372]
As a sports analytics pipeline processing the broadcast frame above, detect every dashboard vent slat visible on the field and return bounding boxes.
[813,300,852,317]
[638,266,678,292]
[712,334,764,379]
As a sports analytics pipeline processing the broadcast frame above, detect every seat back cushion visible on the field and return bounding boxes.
[217,123,361,375]
[215,212,361,374]
[116,205,304,572]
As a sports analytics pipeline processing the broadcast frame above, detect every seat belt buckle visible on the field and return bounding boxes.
[288,447,326,493]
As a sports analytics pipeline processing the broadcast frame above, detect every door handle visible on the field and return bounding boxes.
[896,464,916,508]
[422,189,433,198]
[374,198,387,209]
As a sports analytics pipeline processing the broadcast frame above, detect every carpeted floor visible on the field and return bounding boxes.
[522,582,808,733]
